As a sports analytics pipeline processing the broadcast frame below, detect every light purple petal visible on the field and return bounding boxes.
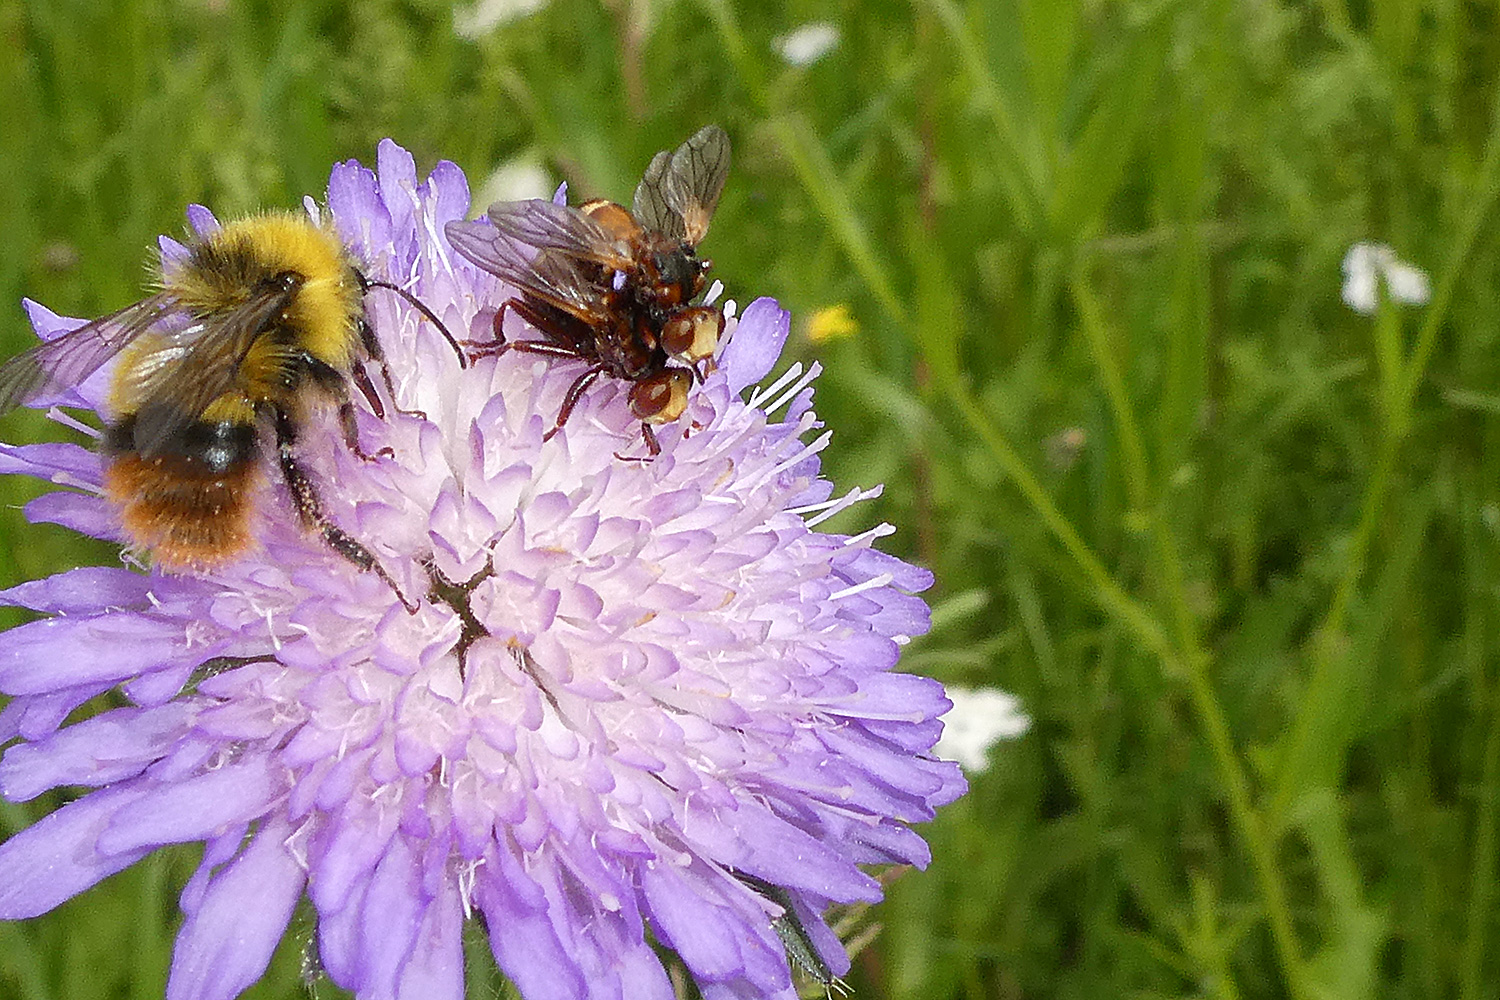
[0,566,158,614]
[717,801,882,903]
[0,441,101,483]
[165,815,306,1000]
[425,160,472,230]
[0,703,193,801]
[0,614,224,696]
[0,783,153,918]
[19,301,114,409]
[478,850,586,1000]
[24,490,117,537]
[97,754,284,854]
[185,204,220,237]
[0,139,964,1000]
[640,862,744,980]
[2,681,115,741]
[721,298,791,393]
[358,835,424,999]
[395,874,465,1000]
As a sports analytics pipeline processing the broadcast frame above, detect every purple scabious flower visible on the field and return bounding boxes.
[0,141,966,1000]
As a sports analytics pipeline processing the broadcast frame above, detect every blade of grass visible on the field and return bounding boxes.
[913,0,1045,232]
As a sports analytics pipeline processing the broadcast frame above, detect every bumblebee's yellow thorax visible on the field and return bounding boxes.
[170,213,363,372]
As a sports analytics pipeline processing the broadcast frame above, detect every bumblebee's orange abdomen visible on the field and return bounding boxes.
[102,417,261,571]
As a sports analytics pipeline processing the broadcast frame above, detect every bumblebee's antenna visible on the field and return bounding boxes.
[362,278,468,369]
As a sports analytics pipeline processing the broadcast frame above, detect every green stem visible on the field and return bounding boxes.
[1462,674,1500,1000]
[951,388,1174,663]
[913,0,1045,231]
[1069,269,1152,511]
[1182,650,1311,999]
[1073,266,1309,995]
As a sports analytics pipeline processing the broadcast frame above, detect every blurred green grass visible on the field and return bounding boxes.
[2,0,1499,997]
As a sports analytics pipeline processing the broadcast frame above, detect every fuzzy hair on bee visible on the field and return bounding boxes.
[0,210,461,582]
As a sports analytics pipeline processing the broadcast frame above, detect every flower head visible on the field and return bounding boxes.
[0,142,965,1000]
[773,22,840,67]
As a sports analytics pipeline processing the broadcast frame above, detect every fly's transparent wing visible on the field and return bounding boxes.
[660,125,730,245]
[631,150,682,241]
[446,218,612,322]
[482,198,634,270]
[0,295,177,415]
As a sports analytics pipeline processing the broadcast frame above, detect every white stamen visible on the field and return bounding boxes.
[828,573,893,601]
[747,430,832,492]
[283,820,312,870]
[45,471,96,493]
[723,299,738,320]
[844,523,896,547]
[802,484,884,527]
[703,279,725,306]
[762,362,822,417]
[46,407,99,439]
[457,859,484,919]
[746,363,805,410]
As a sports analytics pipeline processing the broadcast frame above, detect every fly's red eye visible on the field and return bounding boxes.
[628,369,691,424]
[661,307,724,363]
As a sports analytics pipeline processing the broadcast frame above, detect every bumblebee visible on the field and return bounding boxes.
[0,211,459,576]
[445,124,730,456]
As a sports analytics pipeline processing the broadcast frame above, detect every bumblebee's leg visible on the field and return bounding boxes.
[359,277,467,367]
[350,362,387,420]
[543,364,609,442]
[275,410,416,612]
[356,316,428,422]
[301,352,395,462]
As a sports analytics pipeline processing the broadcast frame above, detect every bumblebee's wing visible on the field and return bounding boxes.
[0,295,177,416]
[482,198,635,270]
[116,283,296,457]
[446,218,613,322]
[637,125,730,246]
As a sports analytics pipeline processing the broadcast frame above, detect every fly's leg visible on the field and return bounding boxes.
[543,364,608,442]
[467,297,581,362]
[613,423,661,463]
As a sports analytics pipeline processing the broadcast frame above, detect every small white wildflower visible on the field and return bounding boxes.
[454,0,549,38]
[473,156,553,211]
[774,22,840,67]
[1341,242,1431,315]
[936,686,1031,773]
